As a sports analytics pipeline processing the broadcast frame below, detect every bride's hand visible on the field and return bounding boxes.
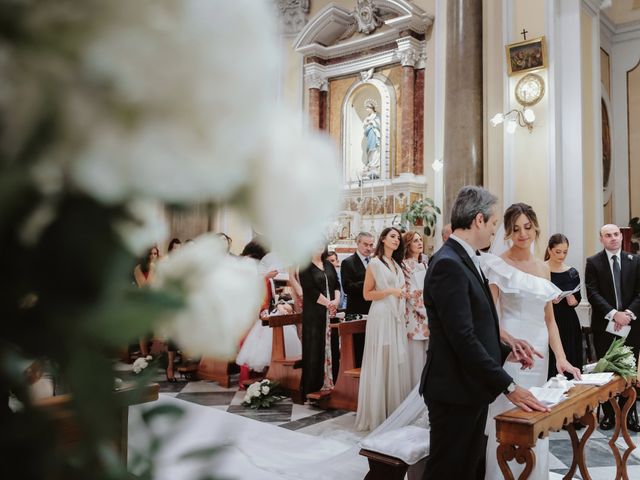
[504,336,544,363]
[556,358,582,380]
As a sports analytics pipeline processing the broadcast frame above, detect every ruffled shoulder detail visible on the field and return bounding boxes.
[479,252,561,302]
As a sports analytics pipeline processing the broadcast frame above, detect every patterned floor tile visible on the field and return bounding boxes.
[175,391,236,406]
[179,380,234,394]
[227,403,293,423]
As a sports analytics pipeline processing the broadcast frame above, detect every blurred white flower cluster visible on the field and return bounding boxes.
[132,355,153,374]
[154,235,264,358]
[1,0,340,357]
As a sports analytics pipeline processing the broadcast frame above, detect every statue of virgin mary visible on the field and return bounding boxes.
[361,99,381,179]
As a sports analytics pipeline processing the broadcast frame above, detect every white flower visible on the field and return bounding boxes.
[244,109,341,264]
[261,385,270,395]
[113,199,168,255]
[243,394,251,403]
[154,234,263,358]
[132,356,149,374]
[247,382,261,398]
[18,201,58,246]
[66,0,280,204]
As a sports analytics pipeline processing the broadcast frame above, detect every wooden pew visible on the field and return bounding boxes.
[262,313,303,404]
[35,383,159,465]
[327,319,365,410]
[307,319,366,411]
[197,357,239,387]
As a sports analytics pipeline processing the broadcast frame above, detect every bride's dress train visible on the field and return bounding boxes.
[480,253,560,480]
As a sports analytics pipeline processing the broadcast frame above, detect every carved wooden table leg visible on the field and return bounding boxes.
[497,443,535,480]
[564,410,596,480]
[608,387,637,480]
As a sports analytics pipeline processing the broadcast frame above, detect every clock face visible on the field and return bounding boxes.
[515,73,545,107]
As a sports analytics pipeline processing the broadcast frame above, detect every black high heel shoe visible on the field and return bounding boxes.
[166,367,177,383]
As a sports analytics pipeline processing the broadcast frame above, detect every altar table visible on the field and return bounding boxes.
[494,376,636,479]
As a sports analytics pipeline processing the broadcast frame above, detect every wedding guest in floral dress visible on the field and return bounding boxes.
[402,231,430,386]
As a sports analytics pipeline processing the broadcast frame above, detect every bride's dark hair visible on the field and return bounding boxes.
[503,203,540,241]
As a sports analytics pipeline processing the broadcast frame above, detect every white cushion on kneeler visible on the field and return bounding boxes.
[360,426,430,465]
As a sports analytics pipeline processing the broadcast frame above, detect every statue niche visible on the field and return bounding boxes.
[342,79,393,185]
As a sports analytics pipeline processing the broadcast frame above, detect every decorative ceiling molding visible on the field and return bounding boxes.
[601,13,640,43]
[302,36,426,88]
[294,0,433,59]
[274,0,310,36]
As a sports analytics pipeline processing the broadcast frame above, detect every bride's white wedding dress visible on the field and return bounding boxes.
[480,253,561,480]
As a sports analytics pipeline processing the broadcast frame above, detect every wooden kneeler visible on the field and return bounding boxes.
[359,449,409,480]
[262,313,303,404]
[197,357,239,387]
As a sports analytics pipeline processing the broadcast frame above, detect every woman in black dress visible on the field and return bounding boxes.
[545,234,583,379]
[299,245,340,400]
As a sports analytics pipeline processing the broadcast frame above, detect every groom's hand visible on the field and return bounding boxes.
[506,386,550,413]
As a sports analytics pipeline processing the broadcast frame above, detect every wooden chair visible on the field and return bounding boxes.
[262,313,303,404]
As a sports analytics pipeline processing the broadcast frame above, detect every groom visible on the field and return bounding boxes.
[420,186,548,480]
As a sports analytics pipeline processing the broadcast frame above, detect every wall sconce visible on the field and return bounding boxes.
[490,108,535,133]
[490,73,545,134]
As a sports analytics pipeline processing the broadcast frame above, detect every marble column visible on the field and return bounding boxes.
[443,0,483,220]
[308,87,321,130]
[399,65,415,174]
[306,74,328,131]
[413,67,425,175]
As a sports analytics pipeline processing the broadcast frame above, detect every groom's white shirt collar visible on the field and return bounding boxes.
[449,234,483,277]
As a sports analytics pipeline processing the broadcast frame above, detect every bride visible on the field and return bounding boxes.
[481,203,582,480]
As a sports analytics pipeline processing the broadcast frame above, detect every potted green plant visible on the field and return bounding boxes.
[396,197,442,236]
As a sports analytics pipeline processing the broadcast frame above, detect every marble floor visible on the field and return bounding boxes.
[149,371,640,479]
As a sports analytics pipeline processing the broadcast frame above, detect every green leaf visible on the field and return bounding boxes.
[141,404,185,425]
[83,288,184,345]
[179,445,227,462]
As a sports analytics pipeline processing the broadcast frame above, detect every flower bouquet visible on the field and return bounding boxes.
[242,379,283,409]
[132,355,153,374]
[592,338,637,379]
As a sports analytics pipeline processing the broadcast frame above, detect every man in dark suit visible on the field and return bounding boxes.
[420,186,547,480]
[341,231,375,316]
[585,223,640,431]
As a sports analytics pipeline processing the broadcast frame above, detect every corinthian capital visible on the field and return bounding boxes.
[305,73,328,91]
[275,0,310,35]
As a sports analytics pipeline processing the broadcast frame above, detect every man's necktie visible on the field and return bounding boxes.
[612,254,623,309]
[474,251,487,283]
[365,256,370,265]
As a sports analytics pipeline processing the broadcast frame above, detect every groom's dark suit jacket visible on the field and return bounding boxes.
[419,239,512,406]
[585,249,640,356]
